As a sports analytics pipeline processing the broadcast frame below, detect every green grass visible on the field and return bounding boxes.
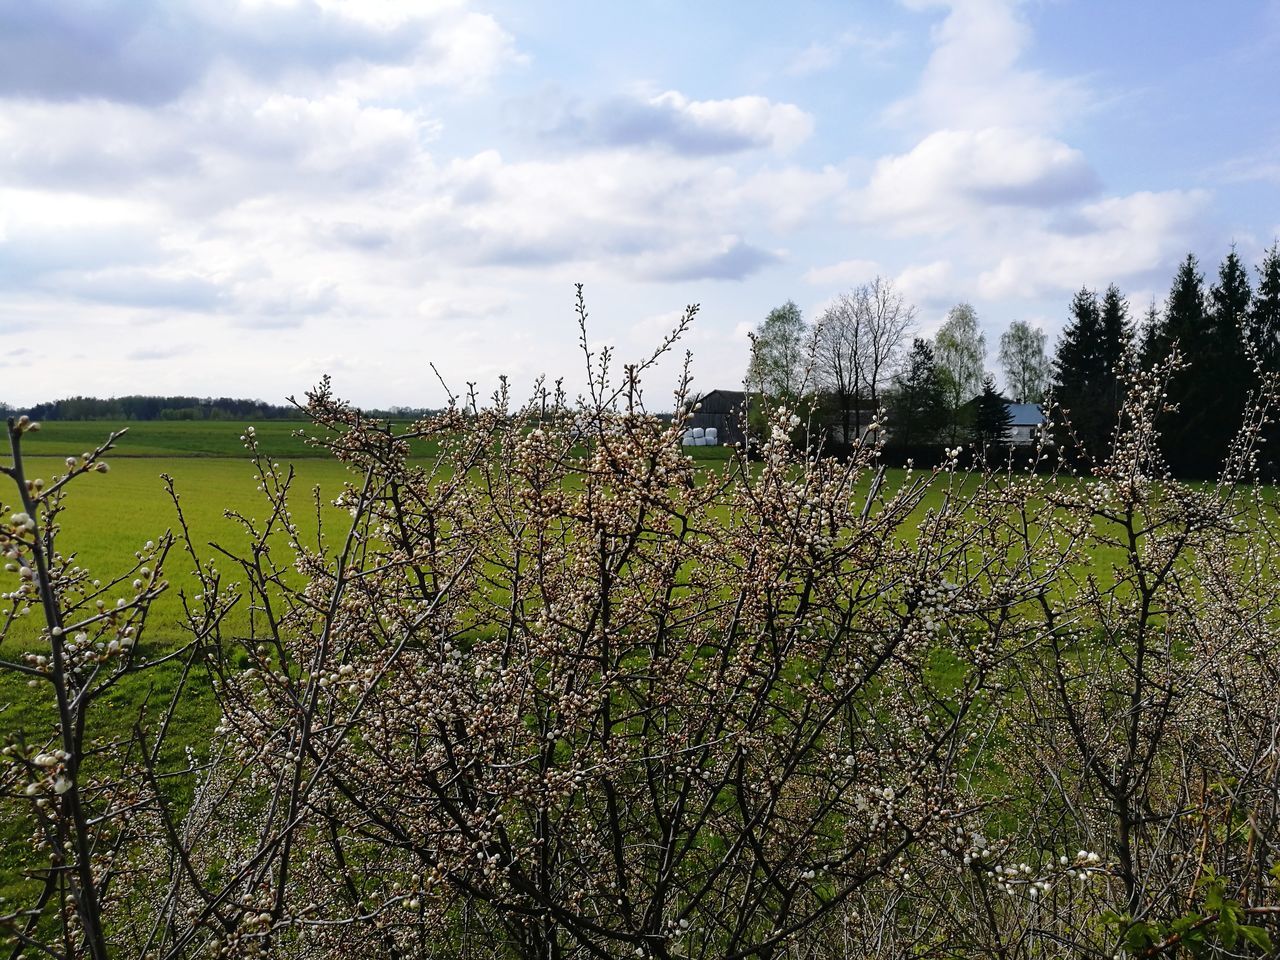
[4,456,357,639]
[0,436,367,903]
[0,421,1140,906]
[15,419,325,458]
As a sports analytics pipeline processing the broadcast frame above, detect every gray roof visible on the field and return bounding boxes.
[1005,402,1046,426]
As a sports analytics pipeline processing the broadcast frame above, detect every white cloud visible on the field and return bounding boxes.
[1219,153,1280,185]
[889,0,1089,132]
[859,127,1098,234]
[540,90,814,156]
[727,166,848,230]
[417,292,510,323]
[329,8,520,98]
[0,85,435,212]
[786,29,901,76]
[977,190,1210,299]
[0,0,515,105]
[0,0,1255,410]
[391,150,826,281]
[893,260,954,305]
[51,268,226,311]
[802,258,882,286]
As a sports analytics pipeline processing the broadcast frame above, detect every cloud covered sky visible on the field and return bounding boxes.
[2,0,1278,408]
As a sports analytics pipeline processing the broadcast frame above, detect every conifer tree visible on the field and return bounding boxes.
[1051,287,1107,458]
[1098,284,1133,378]
[1200,248,1252,467]
[1251,242,1280,373]
[1158,253,1208,359]
[1053,288,1102,396]
[1093,284,1134,447]
[1210,246,1253,343]
[1153,255,1208,473]
[1138,299,1162,369]
[970,374,1013,454]
[1252,242,1280,480]
[1157,251,1252,476]
[886,338,946,447]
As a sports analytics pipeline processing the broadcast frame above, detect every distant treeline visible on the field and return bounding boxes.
[0,395,436,422]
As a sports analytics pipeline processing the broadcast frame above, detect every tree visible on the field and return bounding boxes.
[1052,285,1132,461]
[1252,241,1280,373]
[1137,299,1161,368]
[1210,245,1253,341]
[814,293,865,447]
[814,278,916,446]
[856,277,917,419]
[1153,253,1207,362]
[970,373,1013,452]
[934,303,986,442]
[746,300,807,402]
[1200,246,1253,464]
[1098,284,1134,379]
[1141,252,1249,478]
[9,320,1280,959]
[1252,242,1280,478]
[1096,283,1134,442]
[997,320,1050,403]
[1053,287,1101,395]
[885,338,946,447]
[1142,251,1255,476]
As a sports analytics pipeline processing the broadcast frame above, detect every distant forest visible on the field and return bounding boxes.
[0,395,436,422]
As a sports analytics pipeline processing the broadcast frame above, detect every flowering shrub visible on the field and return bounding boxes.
[2,303,1279,958]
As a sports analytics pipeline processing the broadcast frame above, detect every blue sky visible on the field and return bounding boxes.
[1,0,1278,408]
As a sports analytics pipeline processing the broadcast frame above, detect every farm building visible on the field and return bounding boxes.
[684,389,749,448]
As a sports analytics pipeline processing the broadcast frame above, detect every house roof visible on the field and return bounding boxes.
[1005,402,1046,426]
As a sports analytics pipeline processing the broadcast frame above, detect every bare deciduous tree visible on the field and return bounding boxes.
[815,277,916,447]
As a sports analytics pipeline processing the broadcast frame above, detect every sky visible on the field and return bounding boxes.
[1,0,1278,410]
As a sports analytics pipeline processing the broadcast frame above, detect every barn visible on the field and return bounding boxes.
[685,389,749,448]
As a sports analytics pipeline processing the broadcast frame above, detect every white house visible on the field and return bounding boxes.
[1005,403,1048,445]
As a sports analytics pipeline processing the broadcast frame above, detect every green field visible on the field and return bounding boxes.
[15,419,324,458]
[0,420,1116,905]
[4,422,739,637]
[0,427,366,900]
[6,455,356,637]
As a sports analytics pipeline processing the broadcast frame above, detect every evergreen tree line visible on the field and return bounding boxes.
[0,394,437,422]
[1054,242,1280,477]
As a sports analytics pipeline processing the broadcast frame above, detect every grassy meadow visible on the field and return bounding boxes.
[1,419,1125,902]
[0,427,365,899]
[16,419,324,459]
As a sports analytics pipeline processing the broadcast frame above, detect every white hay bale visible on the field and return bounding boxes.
[681,431,695,445]
[691,427,705,439]
[704,427,718,444]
